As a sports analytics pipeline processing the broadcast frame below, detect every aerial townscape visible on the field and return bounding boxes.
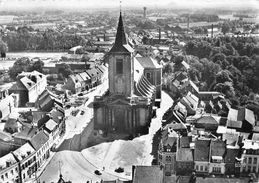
[0,0,259,183]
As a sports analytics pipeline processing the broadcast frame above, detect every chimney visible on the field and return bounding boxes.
[211,24,214,38]
[187,15,190,30]
[132,165,136,180]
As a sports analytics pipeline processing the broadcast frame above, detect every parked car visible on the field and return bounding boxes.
[94,170,102,175]
[115,167,124,173]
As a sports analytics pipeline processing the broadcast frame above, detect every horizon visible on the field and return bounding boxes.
[0,0,259,11]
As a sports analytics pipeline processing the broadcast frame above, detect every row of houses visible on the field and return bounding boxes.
[0,88,65,183]
[64,64,107,94]
[157,118,259,177]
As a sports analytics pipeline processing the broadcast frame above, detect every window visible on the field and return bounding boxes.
[248,157,252,164]
[116,59,123,74]
[254,157,257,164]
[1,175,4,180]
[205,166,208,171]
[11,170,13,175]
[166,156,171,162]
[253,166,257,172]
[196,165,199,170]
[5,173,8,178]
[212,167,221,173]
[200,166,203,171]
[146,72,151,79]
[243,158,247,163]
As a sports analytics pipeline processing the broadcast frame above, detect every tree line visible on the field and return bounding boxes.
[1,26,87,52]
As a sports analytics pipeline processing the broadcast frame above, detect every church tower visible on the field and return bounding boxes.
[108,12,134,97]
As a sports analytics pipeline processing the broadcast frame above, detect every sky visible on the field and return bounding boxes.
[0,0,258,10]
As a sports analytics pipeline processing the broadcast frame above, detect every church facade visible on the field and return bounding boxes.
[93,12,162,135]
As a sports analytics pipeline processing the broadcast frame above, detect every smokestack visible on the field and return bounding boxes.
[211,24,214,38]
[187,15,190,30]
[159,27,161,43]
[143,7,147,19]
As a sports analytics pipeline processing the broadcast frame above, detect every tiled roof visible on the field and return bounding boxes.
[179,136,190,148]
[176,148,193,161]
[14,126,38,141]
[196,115,218,125]
[210,140,226,157]
[30,130,49,151]
[194,139,210,162]
[133,166,163,183]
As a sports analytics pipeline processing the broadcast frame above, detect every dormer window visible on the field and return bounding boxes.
[116,59,123,74]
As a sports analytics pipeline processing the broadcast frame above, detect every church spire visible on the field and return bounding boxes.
[109,11,128,53]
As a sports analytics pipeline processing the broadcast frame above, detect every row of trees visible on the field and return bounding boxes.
[2,27,87,51]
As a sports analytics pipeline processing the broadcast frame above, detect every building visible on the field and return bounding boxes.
[132,165,164,183]
[158,129,178,176]
[93,12,161,135]
[29,130,50,170]
[209,140,226,175]
[225,147,241,175]
[0,153,19,183]
[0,85,15,121]
[9,71,47,107]
[194,139,210,175]
[227,108,255,132]
[240,140,259,174]
[12,142,36,183]
[176,147,193,175]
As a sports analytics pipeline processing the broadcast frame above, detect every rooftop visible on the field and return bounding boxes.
[133,165,163,183]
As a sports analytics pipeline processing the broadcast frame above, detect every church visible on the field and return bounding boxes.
[93,12,162,135]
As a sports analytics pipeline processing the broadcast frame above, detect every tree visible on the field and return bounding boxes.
[174,55,184,65]
[28,59,44,73]
[221,23,230,35]
[0,39,8,58]
[58,63,73,78]
[216,70,233,83]
[8,57,31,80]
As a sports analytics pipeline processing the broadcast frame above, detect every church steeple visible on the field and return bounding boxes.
[109,12,128,53]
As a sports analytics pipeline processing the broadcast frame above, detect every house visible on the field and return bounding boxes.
[29,130,50,170]
[13,126,38,146]
[209,140,226,175]
[180,92,199,116]
[240,140,259,174]
[227,108,255,132]
[132,165,164,183]
[65,74,82,94]
[0,86,15,121]
[43,119,59,148]
[158,129,178,176]
[225,147,241,175]
[12,142,36,183]
[176,147,193,175]
[0,153,19,183]
[195,115,219,132]
[36,89,63,112]
[194,139,210,175]
[9,71,47,107]
[163,121,188,136]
